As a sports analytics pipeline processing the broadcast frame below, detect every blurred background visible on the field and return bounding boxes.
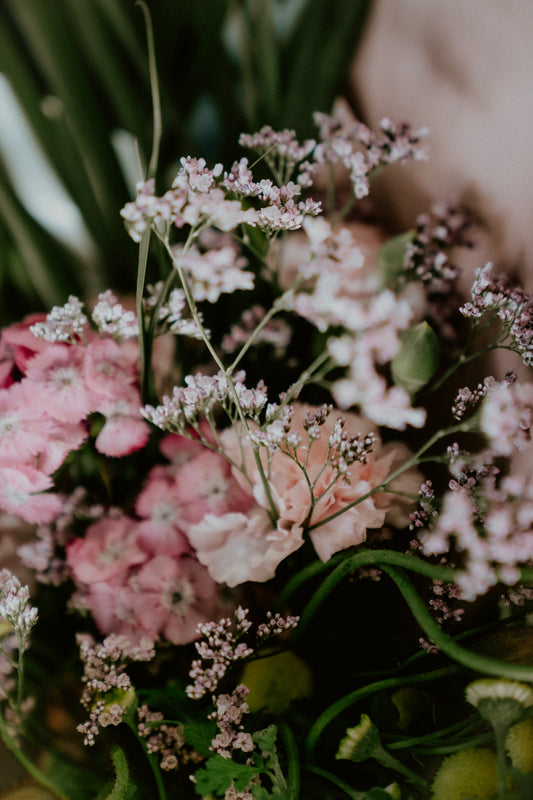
[0,0,371,324]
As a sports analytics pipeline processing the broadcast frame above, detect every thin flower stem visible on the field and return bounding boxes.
[305,664,458,759]
[228,302,282,373]
[295,549,458,635]
[126,719,167,800]
[157,227,279,521]
[137,228,152,402]
[381,564,533,684]
[280,722,300,800]
[0,714,68,800]
[136,1,161,181]
[304,765,365,799]
[428,344,499,396]
[308,420,470,532]
[494,725,508,800]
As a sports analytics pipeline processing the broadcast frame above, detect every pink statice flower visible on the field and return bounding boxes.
[171,243,254,303]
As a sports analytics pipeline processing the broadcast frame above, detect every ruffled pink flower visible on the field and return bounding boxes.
[66,515,148,585]
[173,450,253,527]
[205,404,421,583]
[24,344,97,423]
[188,508,302,587]
[38,420,87,475]
[0,314,49,376]
[83,338,138,398]
[135,472,190,555]
[131,554,219,644]
[0,383,54,464]
[0,465,62,524]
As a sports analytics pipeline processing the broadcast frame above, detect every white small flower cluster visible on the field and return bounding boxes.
[30,295,87,343]
[0,569,38,642]
[91,290,139,340]
[313,104,428,198]
[187,607,254,700]
[172,243,254,303]
[142,371,267,433]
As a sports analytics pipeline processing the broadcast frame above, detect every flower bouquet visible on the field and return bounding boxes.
[3,21,533,800]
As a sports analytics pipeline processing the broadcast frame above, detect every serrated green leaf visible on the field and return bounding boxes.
[194,754,261,797]
[183,719,218,758]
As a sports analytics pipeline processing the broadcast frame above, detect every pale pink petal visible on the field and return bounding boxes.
[95,415,150,457]
[0,465,62,524]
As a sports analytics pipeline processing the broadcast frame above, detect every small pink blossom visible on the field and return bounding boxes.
[94,395,150,457]
[24,344,96,423]
[130,554,219,645]
[135,472,190,555]
[0,383,53,464]
[66,516,148,585]
[0,465,62,524]
[173,450,253,527]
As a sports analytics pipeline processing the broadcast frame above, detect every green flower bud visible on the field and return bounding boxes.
[466,679,533,730]
[391,321,440,396]
[336,714,379,762]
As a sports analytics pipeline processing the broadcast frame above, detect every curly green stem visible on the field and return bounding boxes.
[305,664,458,759]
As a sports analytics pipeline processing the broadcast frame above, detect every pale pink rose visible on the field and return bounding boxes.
[66,515,148,585]
[188,508,303,587]
[0,464,62,524]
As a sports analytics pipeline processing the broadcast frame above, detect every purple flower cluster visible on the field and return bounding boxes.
[461,263,533,364]
[77,633,154,745]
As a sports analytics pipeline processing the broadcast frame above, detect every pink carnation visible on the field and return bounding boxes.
[191,404,420,585]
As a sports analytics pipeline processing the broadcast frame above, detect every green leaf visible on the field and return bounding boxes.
[193,754,261,797]
[391,321,440,396]
[183,719,218,758]
[375,231,415,287]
